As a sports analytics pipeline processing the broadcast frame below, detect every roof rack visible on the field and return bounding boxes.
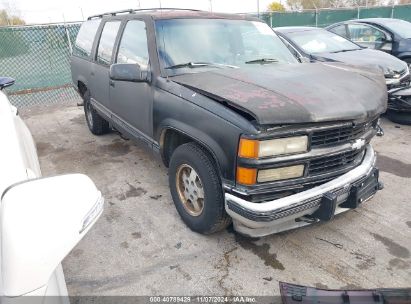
[87,8,204,20]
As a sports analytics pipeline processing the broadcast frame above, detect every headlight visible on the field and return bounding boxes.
[386,77,401,85]
[385,65,409,85]
[236,164,305,185]
[238,136,308,158]
[257,165,305,183]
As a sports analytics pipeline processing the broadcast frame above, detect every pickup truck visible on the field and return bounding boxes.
[71,9,387,237]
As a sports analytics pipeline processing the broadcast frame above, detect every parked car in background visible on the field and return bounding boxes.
[276,26,409,86]
[71,9,387,238]
[326,18,411,66]
[0,77,103,300]
[276,26,411,124]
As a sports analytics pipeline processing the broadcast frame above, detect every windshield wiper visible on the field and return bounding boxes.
[165,62,237,70]
[245,58,279,64]
[331,49,359,53]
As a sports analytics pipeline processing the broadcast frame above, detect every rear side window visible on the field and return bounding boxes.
[116,20,149,69]
[96,21,121,66]
[73,19,101,58]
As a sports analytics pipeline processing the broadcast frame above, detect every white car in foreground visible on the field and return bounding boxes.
[0,77,103,301]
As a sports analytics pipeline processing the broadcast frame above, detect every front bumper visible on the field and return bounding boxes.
[225,145,380,237]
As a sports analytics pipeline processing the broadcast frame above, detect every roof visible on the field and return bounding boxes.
[88,8,260,22]
[352,18,405,25]
[275,26,322,33]
[329,18,406,27]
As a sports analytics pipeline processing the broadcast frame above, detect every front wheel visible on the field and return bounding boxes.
[169,142,231,234]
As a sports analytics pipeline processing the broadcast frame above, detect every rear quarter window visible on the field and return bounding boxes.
[330,25,348,38]
[73,19,101,58]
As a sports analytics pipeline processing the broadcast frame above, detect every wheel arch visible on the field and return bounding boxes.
[76,75,89,98]
[397,52,411,63]
[158,122,230,180]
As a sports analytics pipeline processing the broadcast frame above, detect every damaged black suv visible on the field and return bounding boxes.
[71,9,387,237]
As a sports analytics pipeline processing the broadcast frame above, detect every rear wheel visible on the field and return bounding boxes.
[83,90,110,135]
[169,142,231,234]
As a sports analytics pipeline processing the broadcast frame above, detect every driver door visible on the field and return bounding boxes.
[347,23,392,53]
[109,19,153,140]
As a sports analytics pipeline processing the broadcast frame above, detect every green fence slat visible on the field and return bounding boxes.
[393,5,411,22]
[271,11,317,27]
[359,6,393,18]
[270,4,411,29]
[317,9,358,27]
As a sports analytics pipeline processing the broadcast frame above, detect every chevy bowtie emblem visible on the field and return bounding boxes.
[352,138,365,150]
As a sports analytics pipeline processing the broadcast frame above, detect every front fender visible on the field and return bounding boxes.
[153,87,246,181]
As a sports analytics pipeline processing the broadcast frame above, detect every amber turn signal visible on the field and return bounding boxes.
[238,138,259,159]
[236,167,257,185]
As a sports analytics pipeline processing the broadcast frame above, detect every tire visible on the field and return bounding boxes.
[169,142,231,234]
[83,90,110,135]
[386,110,411,125]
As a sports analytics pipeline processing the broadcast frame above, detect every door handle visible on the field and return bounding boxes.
[109,80,115,87]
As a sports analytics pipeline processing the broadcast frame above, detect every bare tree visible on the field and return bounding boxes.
[0,1,25,26]
[0,9,25,26]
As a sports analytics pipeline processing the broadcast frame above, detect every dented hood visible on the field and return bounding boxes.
[171,63,387,125]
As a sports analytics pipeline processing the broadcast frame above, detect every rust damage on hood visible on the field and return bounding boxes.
[171,63,388,125]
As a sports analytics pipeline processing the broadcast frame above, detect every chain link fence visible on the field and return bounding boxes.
[1,4,411,108]
[260,3,411,27]
[0,22,81,107]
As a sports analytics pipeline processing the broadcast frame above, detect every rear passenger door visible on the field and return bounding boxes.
[90,20,121,109]
[109,20,153,139]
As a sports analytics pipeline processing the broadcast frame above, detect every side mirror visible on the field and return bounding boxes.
[1,174,104,296]
[377,35,393,52]
[109,63,150,82]
[0,77,15,90]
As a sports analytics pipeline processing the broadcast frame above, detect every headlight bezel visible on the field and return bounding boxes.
[238,135,309,159]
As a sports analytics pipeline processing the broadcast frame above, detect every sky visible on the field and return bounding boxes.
[0,0,277,24]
